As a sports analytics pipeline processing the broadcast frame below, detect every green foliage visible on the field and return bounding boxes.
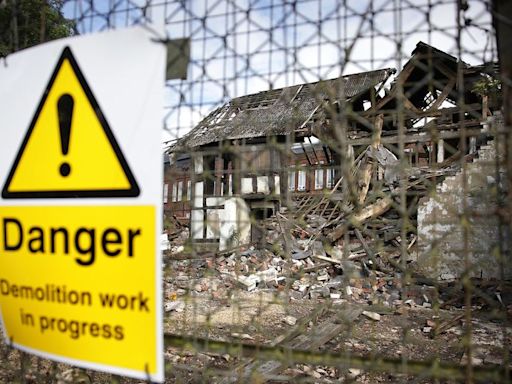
[0,0,74,57]
[472,75,503,109]
[471,75,501,97]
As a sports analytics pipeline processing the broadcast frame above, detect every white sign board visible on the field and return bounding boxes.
[0,26,165,382]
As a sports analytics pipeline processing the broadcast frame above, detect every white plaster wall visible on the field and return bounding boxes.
[241,176,281,195]
[205,197,225,206]
[219,197,251,251]
[194,156,203,173]
[206,209,221,239]
[241,178,253,194]
[191,181,204,239]
[205,197,225,239]
[256,176,270,194]
[274,175,281,195]
[416,140,511,280]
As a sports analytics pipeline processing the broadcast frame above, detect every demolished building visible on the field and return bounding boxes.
[166,66,395,248]
[166,42,508,280]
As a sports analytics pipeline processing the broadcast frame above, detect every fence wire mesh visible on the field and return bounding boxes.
[1,0,511,383]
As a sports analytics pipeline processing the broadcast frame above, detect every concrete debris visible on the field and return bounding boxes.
[255,266,279,282]
[302,365,322,379]
[461,352,483,366]
[283,315,297,326]
[160,152,512,382]
[164,300,185,312]
[160,233,171,251]
[405,299,415,307]
[316,272,329,281]
[440,273,456,281]
[235,274,259,291]
[348,368,363,378]
[291,249,310,260]
[221,354,231,362]
[310,241,327,259]
[162,226,472,316]
[325,245,343,260]
[362,311,381,321]
[230,333,255,341]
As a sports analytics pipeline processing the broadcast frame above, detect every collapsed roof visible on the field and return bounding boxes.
[174,68,395,149]
[172,41,495,152]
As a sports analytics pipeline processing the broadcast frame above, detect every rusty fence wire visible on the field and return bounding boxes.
[1,0,511,383]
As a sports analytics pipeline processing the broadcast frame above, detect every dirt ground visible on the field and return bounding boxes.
[1,281,510,383]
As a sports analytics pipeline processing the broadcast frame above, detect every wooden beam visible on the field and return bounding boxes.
[345,126,488,146]
[424,77,456,112]
[403,97,422,114]
[358,114,383,205]
[301,142,313,166]
[493,0,512,126]
[328,195,393,242]
[165,334,510,383]
[364,61,420,113]
[437,139,445,163]
[307,136,321,164]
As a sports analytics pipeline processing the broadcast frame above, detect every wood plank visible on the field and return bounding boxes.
[218,306,329,384]
[425,77,456,112]
[325,201,341,222]
[328,196,393,242]
[307,197,326,216]
[358,114,383,205]
[287,322,343,350]
[220,306,362,383]
[319,200,331,217]
[296,195,312,210]
[346,125,488,146]
[254,309,362,382]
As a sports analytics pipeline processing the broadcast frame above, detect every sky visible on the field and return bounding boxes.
[62,0,497,144]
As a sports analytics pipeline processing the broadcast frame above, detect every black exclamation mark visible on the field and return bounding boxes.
[57,93,74,177]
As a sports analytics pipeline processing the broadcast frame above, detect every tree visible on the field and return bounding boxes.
[472,74,502,110]
[0,0,74,57]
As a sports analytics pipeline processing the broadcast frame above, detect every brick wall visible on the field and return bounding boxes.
[416,136,511,280]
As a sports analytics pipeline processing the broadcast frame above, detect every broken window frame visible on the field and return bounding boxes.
[288,169,296,191]
[326,168,335,188]
[177,181,183,201]
[172,183,178,202]
[297,170,306,191]
[314,168,324,190]
[228,174,233,196]
[163,183,169,203]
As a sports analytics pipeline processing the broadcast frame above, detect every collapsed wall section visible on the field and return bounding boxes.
[416,133,511,280]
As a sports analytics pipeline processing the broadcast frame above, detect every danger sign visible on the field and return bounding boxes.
[2,46,139,198]
[0,27,165,382]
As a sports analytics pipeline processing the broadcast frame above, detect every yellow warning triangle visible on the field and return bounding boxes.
[2,46,139,198]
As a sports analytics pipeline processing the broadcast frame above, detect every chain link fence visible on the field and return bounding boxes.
[1,0,511,383]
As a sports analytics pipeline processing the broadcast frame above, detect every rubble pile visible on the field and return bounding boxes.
[162,141,477,310]
[160,139,511,382]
